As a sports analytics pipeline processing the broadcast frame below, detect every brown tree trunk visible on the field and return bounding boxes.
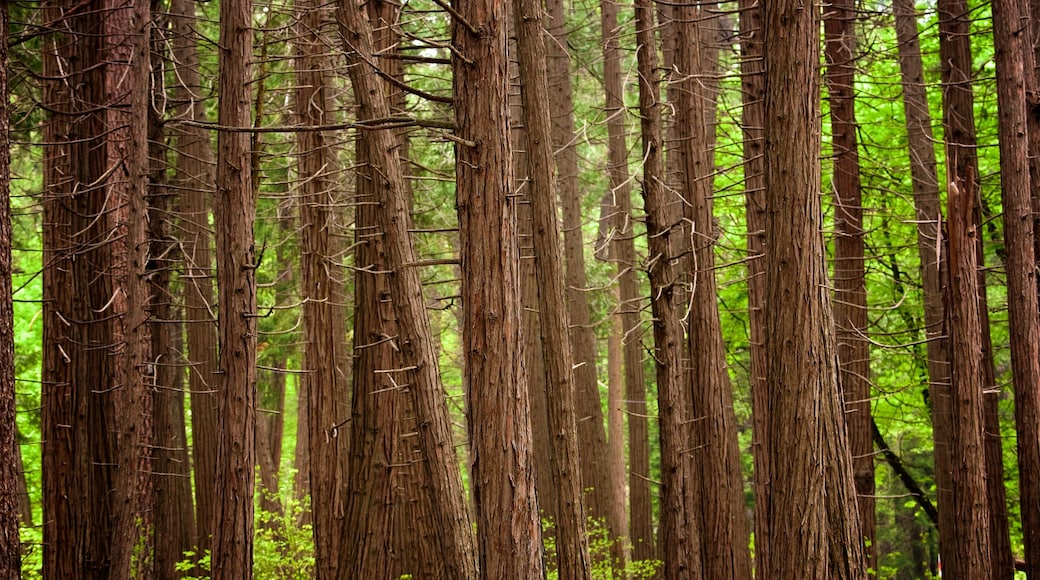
[0,0,18,571]
[823,0,875,568]
[548,0,624,566]
[937,0,1012,573]
[451,0,544,573]
[294,0,347,575]
[633,0,703,574]
[672,3,751,577]
[510,0,592,576]
[211,0,258,572]
[338,1,479,576]
[737,0,769,571]
[992,1,1040,574]
[169,0,220,555]
[990,0,1040,575]
[762,0,866,575]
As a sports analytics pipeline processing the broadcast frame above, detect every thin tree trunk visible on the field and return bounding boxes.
[823,0,874,568]
[338,1,479,576]
[737,0,769,570]
[510,0,592,576]
[169,0,220,554]
[0,0,19,571]
[211,0,258,572]
[990,0,1040,575]
[451,0,544,572]
[762,0,866,575]
[548,0,624,567]
[672,2,751,576]
[634,0,702,573]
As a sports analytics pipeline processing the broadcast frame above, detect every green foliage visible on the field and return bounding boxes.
[542,517,662,580]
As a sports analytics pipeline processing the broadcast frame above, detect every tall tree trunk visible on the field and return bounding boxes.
[0,0,18,571]
[511,0,592,576]
[451,0,544,573]
[823,0,874,568]
[169,0,220,554]
[991,0,1040,575]
[338,1,479,577]
[673,3,751,577]
[149,16,196,571]
[634,0,703,574]
[548,0,624,566]
[294,0,347,575]
[937,0,1013,573]
[737,0,769,570]
[762,0,866,575]
[212,0,258,572]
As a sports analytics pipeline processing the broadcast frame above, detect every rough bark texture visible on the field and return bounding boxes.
[211,0,258,572]
[937,0,1011,573]
[942,173,994,579]
[510,0,592,576]
[823,0,875,568]
[339,0,479,576]
[295,1,347,575]
[762,0,867,576]
[169,0,220,554]
[737,0,769,570]
[452,0,545,573]
[992,0,1040,576]
[634,0,702,574]
[0,0,18,572]
[549,0,624,564]
[672,3,751,577]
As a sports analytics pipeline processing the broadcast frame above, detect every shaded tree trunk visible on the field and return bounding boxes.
[169,0,219,554]
[823,0,874,568]
[672,2,751,576]
[451,0,544,572]
[338,0,479,576]
[737,0,769,570]
[511,0,592,576]
[992,0,1040,576]
[762,0,866,575]
[0,0,19,571]
[633,0,702,573]
[211,0,258,572]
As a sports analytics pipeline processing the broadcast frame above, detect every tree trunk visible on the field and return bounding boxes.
[823,0,874,568]
[451,0,544,573]
[0,0,19,571]
[762,0,866,575]
[737,0,769,570]
[672,3,751,576]
[211,0,258,572]
[548,0,624,566]
[510,0,592,576]
[633,0,703,574]
[338,1,479,576]
[992,1,1040,575]
[294,0,347,574]
[169,0,220,555]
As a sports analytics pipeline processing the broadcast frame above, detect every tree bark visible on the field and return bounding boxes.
[672,2,751,576]
[169,0,220,555]
[990,0,1040,575]
[211,0,258,572]
[452,0,545,573]
[0,0,19,571]
[634,0,702,574]
[338,0,479,576]
[510,0,592,577]
[737,0,769,570]
[762,0,867,575]
[823,0,875,568]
